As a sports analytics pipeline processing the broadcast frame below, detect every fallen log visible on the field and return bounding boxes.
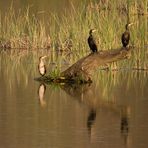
[35,47,132,83]
[61,47,131,81]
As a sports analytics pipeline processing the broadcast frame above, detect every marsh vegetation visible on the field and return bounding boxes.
[0,1,148,148]
[0,0,147,72]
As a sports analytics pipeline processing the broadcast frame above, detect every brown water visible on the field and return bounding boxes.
[0,0,85,18]
[0,50,148,148]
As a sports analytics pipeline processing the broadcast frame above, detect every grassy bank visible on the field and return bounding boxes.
[0,0,147,69]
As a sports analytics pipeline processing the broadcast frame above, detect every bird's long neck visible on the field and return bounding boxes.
[89,33,93,37]
[40,59,44,66]
[125,25,129,31]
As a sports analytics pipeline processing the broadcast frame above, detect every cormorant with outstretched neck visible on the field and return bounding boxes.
[88,29,98,53]
[38,56,47,76]
[121,23,133,47]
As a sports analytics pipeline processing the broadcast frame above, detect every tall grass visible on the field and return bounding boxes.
[0,0,147,70]
[0,6,50,49]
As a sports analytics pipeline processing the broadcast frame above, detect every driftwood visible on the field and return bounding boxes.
[35,47,132,83]
[61,47,131,81]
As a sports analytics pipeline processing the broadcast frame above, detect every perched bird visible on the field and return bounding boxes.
[88,29,98,53]
[121,23,133,48]
[38,56,47,76]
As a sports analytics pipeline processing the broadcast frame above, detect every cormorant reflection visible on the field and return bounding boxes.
[120,107,130,146]
[38,83,46,107]
[87,109,96,135]
[121,116,128,133]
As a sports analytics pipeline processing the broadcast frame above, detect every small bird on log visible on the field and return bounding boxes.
[88,29,98,53]
[38,56,47,76]
[121,23,133,48]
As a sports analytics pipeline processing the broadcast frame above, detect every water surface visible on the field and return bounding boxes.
[0,51,148,148]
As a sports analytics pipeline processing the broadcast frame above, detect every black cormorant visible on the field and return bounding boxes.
[121,23,133,47]
[88,29,98,53]
[38,56,47,76]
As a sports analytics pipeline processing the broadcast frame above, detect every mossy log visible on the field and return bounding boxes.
[36,47,132,83]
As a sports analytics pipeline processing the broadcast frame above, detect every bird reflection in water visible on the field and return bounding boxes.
[38,83,47,107]
[120,106,130,146]
[121,116,128,133]
[87,109,96,136]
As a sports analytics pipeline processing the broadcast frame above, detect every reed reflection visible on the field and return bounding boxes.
[60,82,132,143]
[34,70,148,148]
[38,83,47,107]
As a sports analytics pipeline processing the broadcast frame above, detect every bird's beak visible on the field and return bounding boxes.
[92,29,97,32]
[42,56,47,59]
[128,23,134,27]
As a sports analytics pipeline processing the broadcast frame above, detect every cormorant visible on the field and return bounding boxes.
[121,23,133,47]
[38,56,47,76]
[88,29,98,53]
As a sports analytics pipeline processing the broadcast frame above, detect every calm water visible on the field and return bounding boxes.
[0,1,148,147]
[0,50,148,148]
[0,0,86,18]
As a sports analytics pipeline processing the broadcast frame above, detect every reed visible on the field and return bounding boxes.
[0,0,147,72]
